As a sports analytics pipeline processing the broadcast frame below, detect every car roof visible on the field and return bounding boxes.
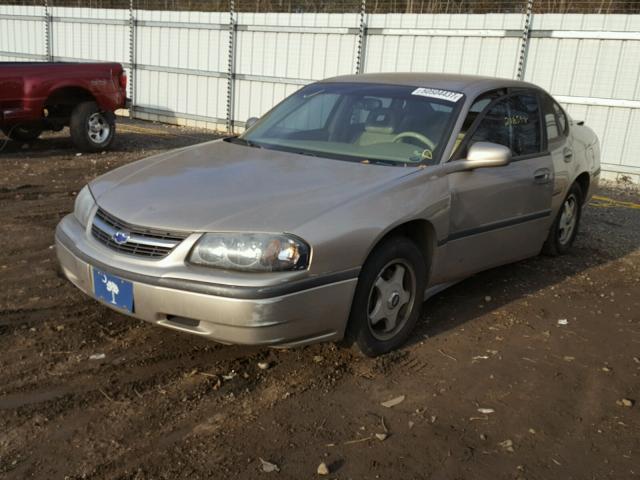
[319,73,542,98]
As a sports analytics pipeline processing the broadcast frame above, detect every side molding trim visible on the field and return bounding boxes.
[438,209,552,246]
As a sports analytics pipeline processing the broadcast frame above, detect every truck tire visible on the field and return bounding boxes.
[2,126,42,142]
[70,101,115,152]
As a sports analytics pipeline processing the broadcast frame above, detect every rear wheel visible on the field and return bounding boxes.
[2,125,42,142]
[70,101,115,152]
[543,182,583,256]
[346,237,426,357]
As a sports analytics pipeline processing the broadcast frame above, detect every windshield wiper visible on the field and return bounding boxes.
[373,160,396,166]
[225,136,264,149]
[362,158,402,167]
[259,144,321,158]
[292,150,319,157]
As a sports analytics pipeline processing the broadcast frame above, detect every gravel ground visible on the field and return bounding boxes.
[1,119,639,479]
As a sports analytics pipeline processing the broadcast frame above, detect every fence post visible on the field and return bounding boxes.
[128,0,136,118]
[43,0,52,61]
[517,0,534,80]
[226,0,237,134]
[355,0,367,74]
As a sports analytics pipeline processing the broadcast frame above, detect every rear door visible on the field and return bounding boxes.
[441,90,554,281]
[540,92,573,213]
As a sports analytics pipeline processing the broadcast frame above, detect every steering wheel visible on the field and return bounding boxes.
[392,131,436,150]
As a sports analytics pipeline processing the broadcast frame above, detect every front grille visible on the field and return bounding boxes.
[91,208,188,258]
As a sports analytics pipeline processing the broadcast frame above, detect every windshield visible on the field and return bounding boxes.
[236,82,463,166]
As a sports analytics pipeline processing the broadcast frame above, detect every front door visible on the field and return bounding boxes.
[441,91,554,281]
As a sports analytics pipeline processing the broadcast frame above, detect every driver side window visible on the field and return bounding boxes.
[467,93,542,158]
[469,99,511,149]
[452,90,503,155]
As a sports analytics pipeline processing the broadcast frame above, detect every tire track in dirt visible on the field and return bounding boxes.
[1,121,639,479]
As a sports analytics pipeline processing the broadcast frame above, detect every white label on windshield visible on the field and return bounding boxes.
[411,87,464,103]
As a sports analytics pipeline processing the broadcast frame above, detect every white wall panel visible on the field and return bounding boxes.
[0,5,46,58]
[364,14,522,79]
[49,7,129,63]
[1,8,639,179]
[526,15,640,176]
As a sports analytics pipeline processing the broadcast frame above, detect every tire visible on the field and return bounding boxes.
[346,236,426,357]
[69,101,115,152]
[543,182,583,256]
[2,125,42,142]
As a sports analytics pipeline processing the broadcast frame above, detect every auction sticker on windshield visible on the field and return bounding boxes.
[411,88,464,103]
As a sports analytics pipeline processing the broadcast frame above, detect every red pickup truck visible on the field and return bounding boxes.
[0,62,127,152]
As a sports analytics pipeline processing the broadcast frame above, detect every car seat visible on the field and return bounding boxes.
[356,108,399,146]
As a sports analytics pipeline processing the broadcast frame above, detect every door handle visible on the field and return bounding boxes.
[533,168,552,184]
[563,147,573,162]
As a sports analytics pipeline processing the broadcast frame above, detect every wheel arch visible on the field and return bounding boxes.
[45,86,97,118]
[574,171,591,203]
[364,219,437,277]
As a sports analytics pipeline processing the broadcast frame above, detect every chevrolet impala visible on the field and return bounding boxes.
[55,73,600,356]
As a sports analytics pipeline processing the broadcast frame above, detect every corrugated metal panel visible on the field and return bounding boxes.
[525,14,640,176]
[0,7,638,179]
[365,13,524,77]
[233,13,359,121]
[0,5,46,58]
[134,10,228,121]
[49,7,129,63]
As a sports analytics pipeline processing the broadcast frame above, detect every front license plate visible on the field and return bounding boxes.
[92,268,134,313]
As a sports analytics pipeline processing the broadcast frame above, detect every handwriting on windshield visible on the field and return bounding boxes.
[505,114,529,126]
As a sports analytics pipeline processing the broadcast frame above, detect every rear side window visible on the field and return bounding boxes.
[554,101,568,135]
[543,101,561,141]
[469,93,542,157]
[542,93,568,142]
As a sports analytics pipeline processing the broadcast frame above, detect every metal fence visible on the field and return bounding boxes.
[1,0,639,182]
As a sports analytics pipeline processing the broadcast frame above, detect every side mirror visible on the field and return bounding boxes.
[446,142,511,174]
[245,117,259,130]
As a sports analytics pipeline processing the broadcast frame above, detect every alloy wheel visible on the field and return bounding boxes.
[87,112,111,144]
[367,259,416,341]
[558,193,578,245]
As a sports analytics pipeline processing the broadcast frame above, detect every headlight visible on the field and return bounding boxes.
[189,233,310,272]
[73,185,96,228]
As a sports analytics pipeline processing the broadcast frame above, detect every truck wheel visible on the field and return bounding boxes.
[2,126,42,142]
[346,236,426,357]
[543,182,583,256]
[70,101,115,152]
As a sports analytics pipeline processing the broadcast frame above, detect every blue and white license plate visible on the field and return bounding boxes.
[92,268,134,313]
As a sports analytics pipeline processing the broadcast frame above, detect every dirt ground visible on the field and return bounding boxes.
[1,119,639,480]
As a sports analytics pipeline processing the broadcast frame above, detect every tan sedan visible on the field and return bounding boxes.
[56,73,600,356]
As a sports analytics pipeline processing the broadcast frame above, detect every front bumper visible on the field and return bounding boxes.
[55,215,358,347]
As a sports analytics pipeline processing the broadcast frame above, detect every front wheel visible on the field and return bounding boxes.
[2,125,42,142]
[346,237,426,357]
[70,101,115,152]
[543,183,583,256]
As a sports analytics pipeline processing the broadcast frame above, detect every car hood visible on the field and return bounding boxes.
[90,139,415,233]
